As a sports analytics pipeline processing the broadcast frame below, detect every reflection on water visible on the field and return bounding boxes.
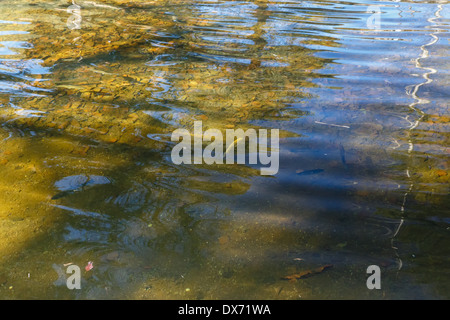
[0,0,448,299]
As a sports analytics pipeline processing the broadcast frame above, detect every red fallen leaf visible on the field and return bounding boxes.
[85,261,94,272]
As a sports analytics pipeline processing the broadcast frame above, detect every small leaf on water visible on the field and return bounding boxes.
[85,261,94,272]
[282,264,333,282]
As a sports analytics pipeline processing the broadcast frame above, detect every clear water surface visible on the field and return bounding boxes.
[0,0,448,299]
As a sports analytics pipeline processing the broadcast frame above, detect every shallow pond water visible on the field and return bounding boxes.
[0,0,448,299]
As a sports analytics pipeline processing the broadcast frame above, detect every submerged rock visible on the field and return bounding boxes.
[52,174,111,199]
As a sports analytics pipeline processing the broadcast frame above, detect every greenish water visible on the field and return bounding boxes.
[0,0,449,299]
